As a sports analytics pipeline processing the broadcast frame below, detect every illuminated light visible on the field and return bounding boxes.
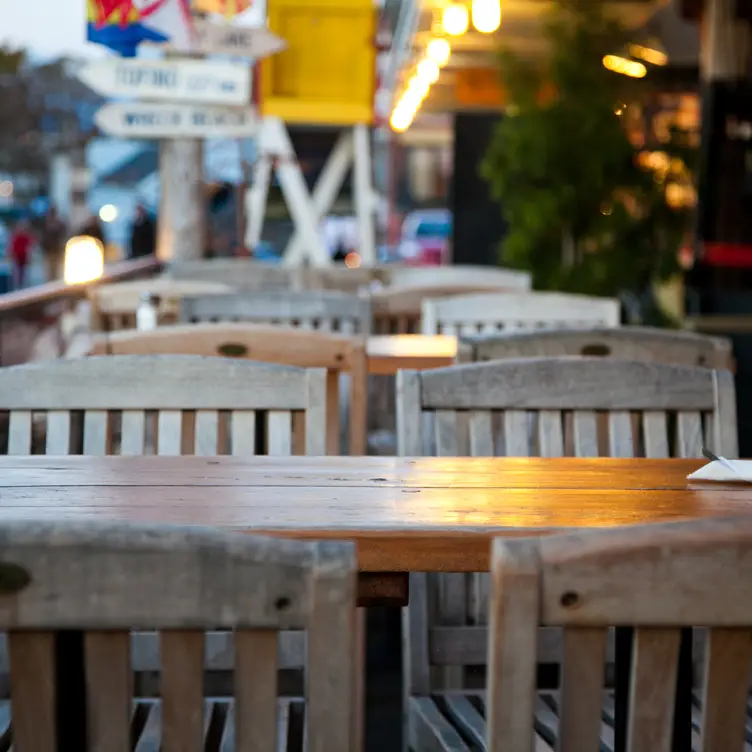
[64,235,104,285]
[602,55,647,79]
[98,204,118,223]
[417,58,440,84]
[0,181,12,198]
[629,43,668,67]
[614,103,626,116]
[601,204,613,216]
[442,3,469,36]
[344,252,361,269]
[427,38,451,67]
[472,0,501,33]
[407,76,430,100]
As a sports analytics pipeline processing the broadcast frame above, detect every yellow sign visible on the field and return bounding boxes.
[191,0,251,18]
[260,0,376,126]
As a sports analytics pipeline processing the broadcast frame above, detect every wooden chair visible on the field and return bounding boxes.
[167,259,296,289]
[421,292,621,335]
[181,290,372,335]
[89,278,231,332]
[457,326,734,369]
[88,323,369,455]
[396,357,738,750]
[487,517,752,751]
[387,265,532,291]
[0,520,355,751]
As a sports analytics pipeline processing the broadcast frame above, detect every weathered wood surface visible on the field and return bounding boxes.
[366,335,457,374]
[0,456,749,573]
[386,265,532,291]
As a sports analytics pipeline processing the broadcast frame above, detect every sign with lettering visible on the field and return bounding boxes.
[95,102,258,138]
[187,20,287,58]
[77,59,251,106]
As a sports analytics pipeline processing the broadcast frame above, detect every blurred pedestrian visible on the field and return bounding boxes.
[39,206,68,282]
[129,204,156,259]
[8,219,34,290]
[79,213,106,248]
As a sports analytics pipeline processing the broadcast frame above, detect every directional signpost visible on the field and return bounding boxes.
[95,102,258,139]
[77,58,251,106]
[183,20,288,58]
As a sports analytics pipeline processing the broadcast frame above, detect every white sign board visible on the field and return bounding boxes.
[95,102,258,139]
[77,59,251,106]
[188,20,287,58]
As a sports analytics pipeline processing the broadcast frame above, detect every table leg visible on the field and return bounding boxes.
[55,630,87,750]
[613,627,692,752]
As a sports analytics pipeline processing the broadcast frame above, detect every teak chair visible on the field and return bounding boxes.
[181,290,372,335]
[387,265,532,291]
[0,520,355,751]
[396,357,738,750]
[167,259,296,289]
[488,518,752,751]
[89,323,368,455]
[457,326,734,370]
[421,291,621,335]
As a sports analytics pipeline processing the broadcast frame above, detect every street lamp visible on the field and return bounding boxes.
[64,235,104,285]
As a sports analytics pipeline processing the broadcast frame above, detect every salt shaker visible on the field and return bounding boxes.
[136,292,159,331]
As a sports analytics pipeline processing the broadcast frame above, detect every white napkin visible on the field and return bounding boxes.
[688,459,752,483]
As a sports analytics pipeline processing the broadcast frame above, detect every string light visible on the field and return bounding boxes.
[442,3,469,36]
[602,55,647,78]
[629,43,668,66]
[417,58,440,84]
[427,38,451,67]
[471,0,501,33]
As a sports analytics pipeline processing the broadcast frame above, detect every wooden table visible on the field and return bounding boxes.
[366,334,457,374]
[2,455,730,751]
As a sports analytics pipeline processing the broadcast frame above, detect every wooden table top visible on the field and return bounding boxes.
[1,456,747,572]
[366,335,457,374]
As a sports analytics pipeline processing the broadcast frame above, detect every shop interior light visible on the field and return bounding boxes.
[442,3,469,36]
[472,0,501,33]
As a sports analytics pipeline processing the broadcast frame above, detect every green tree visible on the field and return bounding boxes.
[481,0,695,314]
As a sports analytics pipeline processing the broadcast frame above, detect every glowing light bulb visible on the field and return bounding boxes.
[472,0,501,33]
[602,55,647,79]
[427,38,451,67]
[417,58,440,84]
[407,76,430,100]
[442,4,469,36]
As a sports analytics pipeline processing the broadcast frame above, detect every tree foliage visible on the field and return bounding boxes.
[481,0,695,302]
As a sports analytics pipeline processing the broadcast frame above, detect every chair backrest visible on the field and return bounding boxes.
[168,259,295,289]
[181,291,372,335]
[88,323,368,455]
[0,520,355,751]
[387,265,532,291]
[89,278,231,331]
[298,266,391,293]
[0,355,327,456]
[457,326,733,369]
[371,283,531,334]
[488,518,752,751]
[397,357,738,695]
[421,292,621,335]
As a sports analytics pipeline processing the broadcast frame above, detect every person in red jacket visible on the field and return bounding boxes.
[8,219,35,290]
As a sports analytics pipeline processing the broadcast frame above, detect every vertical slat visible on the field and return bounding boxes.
[558,628,608,752]
[468,411,494,456]
[404,572,431,696]
[231,411,257,457]
[235,630,278,752]
[8,410,32,455]
[305,369,328,456]
[83,409,110,455]
[348,353,368,456]
[161,630,205,752]
[713,370,739,456]
[438,573,466,688]
[121,410,146,455]
[538,410,564,457]
[434,411,458,456]
[157,410,183,456]
[195,410,220,456]
[609,411,634,458]
[325,370,340,455]
[642,412,669,458]
[8,631,56,751]
[676,411,704,458]
[45,410,71,454]
[503,410,529,456]
[268,411,292,456]
[573,411,599,457]
[699,628,752,752]
[85,631,132,752]
[470,573,490,626]
[307,543,356,752]
[396,370,423,456]
[487,539,540,752]
[627,628,681,752]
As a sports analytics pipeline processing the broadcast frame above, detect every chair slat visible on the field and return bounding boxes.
[8,631,56,752]
[161,630,205,752]
[157,410,183,456]
[468,411,494,456]
[195,409,220,456]
[45,411,71,454]
[85,631,132,752]
[642,411,669,458]
[83,409,110,455]
[677,411,704,458]
[435,411,459,456]
[7,410,31,455]
[235,630,278,752]
[231,410,257,456]
[267,411,292,456]
[627,627,681,752]
[573,411,599,457]
[121,410,146,455]
[608,411,634,458]
[503,410,528,456]
[699,628,752,752]
[538,410,563,457]
[558,628,608,752]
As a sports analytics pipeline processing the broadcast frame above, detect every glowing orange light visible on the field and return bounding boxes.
[345,252,362,269]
